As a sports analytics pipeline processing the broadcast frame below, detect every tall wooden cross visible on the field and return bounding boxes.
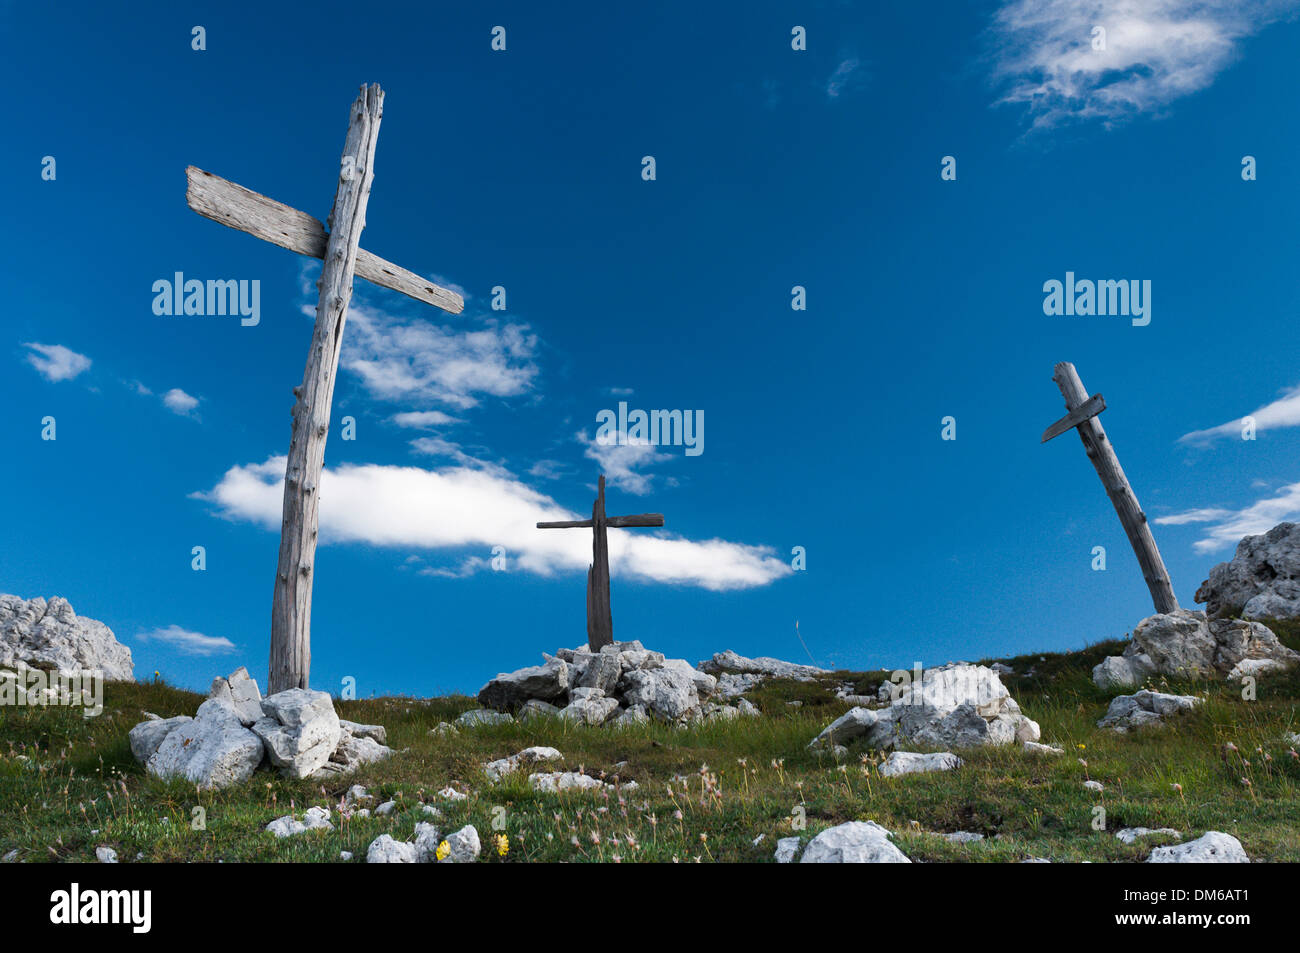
[537,475,664,651]
[185,84,465,693]
[1041,361,1179,614]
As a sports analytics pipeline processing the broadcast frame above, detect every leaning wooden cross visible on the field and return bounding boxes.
[185,84,465,692]
[1041,361,1179,614]
[537,475,664,651]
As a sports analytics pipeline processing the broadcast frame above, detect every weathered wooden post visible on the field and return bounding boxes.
[537,475,664,650]
[184,84,465,692]
[1041,361,1179,614]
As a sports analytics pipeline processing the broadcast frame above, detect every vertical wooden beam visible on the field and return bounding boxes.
[269,84,384,693]
[1052,361,1179,614]
[586,475,614,650]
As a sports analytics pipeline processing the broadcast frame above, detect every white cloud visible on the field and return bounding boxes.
[1179,384,1300,445]
[528,459,569,480]
[196,457,791,591]
[392,410,460,429]
[582,432,673,496]
[162,388,200,416]
[23,342,91,382]
[326,300,538,408]
[1155,481,1300,552]
[826,58,862,98]
[134,624,236,656]
[989,0,1299,129]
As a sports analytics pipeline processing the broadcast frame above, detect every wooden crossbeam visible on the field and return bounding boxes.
[1041,392,1106,443]
[185,166,464,314]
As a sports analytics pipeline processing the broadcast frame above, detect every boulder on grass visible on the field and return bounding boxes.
[252,688,342,780]
[799,821,910,863]
[1097,689,1201,731]
[1091,609,1298,689]
[1147,831,1248,863]
[146,700,264,789]
[477,658,569,712]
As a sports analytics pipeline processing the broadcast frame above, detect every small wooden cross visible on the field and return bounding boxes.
[1042,361,1179,614]
[185,84,464,692]
[537,475,664,651]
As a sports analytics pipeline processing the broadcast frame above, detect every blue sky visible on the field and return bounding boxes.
[3,1,1300,697]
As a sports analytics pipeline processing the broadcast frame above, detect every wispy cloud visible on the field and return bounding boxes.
[22,342,91,382]
[196,457,791,591]
[162,388,200,417]
[392,410,460,429]
[322,300,538,409]
[1179,384,1300,445]
[989,0,1300,129]
[582,431,672,496]
[825,57,862,98]
[134,624,236,656]
[1156,481,1300,553]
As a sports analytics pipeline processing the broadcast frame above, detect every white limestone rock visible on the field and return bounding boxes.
[698,649,828,681]
[266,806,333,837]
[413,822,442,863]
[1196,522,1300,619]
[1023,741,1064,755]
[456,709,514,728]
[0,594,134,680]
[1092,609,1298,688]
[440,824,481,863]
[528,771,606,793]
[774,837,802,863]
[799,821,910,864]
[477,657,569,711]
[560,692,621,725]
[483,746,563,782]
[128,715,192,763]
[1147,831,1248,863]
[1097,690,1202,731]
[518,699,562,720]
[809,707,878,749]
[1116,827,1180,845]
[252,688,341,780]
[811,664,1038,751]
[338,720,387,745]
[208,667,264,726]
[621,665,702,721]
[146,700,265,789]
[366,834,418,864]
[878,751,962,778]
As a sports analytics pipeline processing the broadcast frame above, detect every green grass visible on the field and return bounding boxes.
[3,632,1299,863]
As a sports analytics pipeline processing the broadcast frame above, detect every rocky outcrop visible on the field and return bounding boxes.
[1196,522,1300,619]
[1147,831,1248,863]
[0,594,133,680]
[809,664,1039,751]
[476,641,751,725]
[1097,689,1201,731]
[1091,610,1298,689]
[129,668,390,788]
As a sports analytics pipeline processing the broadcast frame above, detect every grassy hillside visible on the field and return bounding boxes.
[3,624,1299,863]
